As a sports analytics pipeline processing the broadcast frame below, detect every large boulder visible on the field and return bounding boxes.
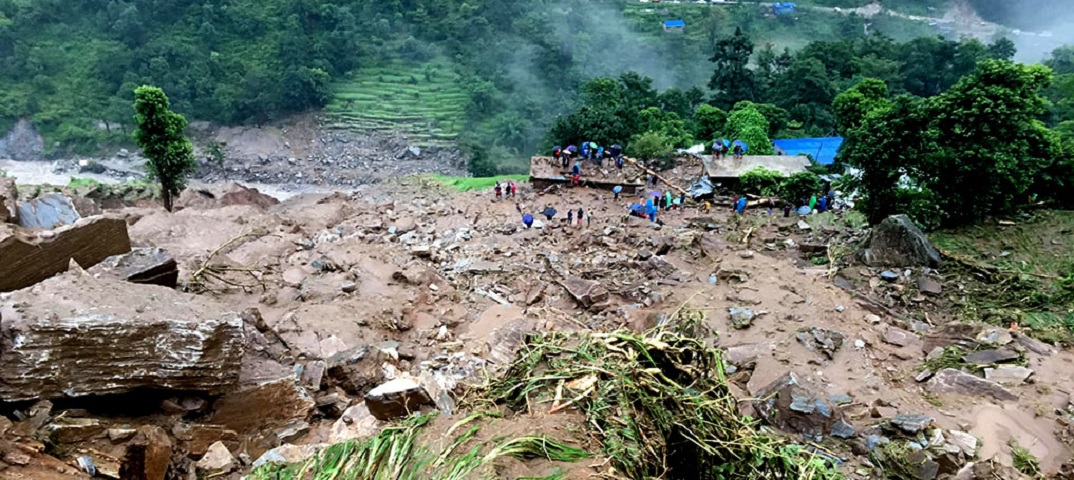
[209,378,315,433]
[0,273,243,401]
[563,276,609,308]
[925,368,1017,402]
[863,215,941,268]
[750,372,848,441]
[16,193,81,229]
[363,378,434,421]
[0,215,132,292]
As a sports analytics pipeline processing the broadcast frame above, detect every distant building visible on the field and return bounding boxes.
[662,19,685,32]
[772,137,844,165]
[772,2,796,15]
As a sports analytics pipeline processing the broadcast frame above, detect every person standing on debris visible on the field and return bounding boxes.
[679,192,686,210]
[783,203,792,218]
[818,194,828,213]
[572,172,581,186]
[647,200,658,223]
[510,181,517,197]
[577,208,585,226]
[736,196,747,215]
[494,182,502,200]
[553,145,564,167]
[613,185,623,201]
[572,161,581,176]
[731,195,739,212]
[596,146,604,165]
[543,206,557,221]
[523,213,534,229]
[567,209,574,225]
[808,194,817,213]
[664,191,673,211]
[580,142,591,160]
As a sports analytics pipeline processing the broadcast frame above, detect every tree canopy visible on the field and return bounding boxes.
[133,85,195,212]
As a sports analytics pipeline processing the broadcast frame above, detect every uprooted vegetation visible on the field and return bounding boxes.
[249,314,842,479]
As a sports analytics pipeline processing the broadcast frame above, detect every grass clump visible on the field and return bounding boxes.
[485,311,842,479]
[1010,440,1041,477]
[428,174,528,192]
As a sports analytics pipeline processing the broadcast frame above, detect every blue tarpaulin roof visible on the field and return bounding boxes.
[663,20,685,28]
[772,137,843,165]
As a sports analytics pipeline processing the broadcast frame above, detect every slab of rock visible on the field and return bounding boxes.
[172,424,239,457]
[864,214,941,268]
[364,378,434,421]
[976,328,1013,346]
[0,178,17,223]
[0,273,243,402]
[563,276,609,308]
[891,414,934,434]
[329,403,381,443]
[983,365,1033,385]
[17,193,81,229]
[925,368,1017,402]
[923,324,981,353]
[210,378,315,432]
[108,428,137,443]
[961,349,1019,366]
[88,248,179,288]
[751,372,845,440]
[119,425,172,480]
[1012,333,1051,356]
[196,441,235,475]
[45,417,104,444]
[918,277,943,296]
[0,215,131,292]
[645,255,677,277]
[882,327,916,347]
[795,328,845,359]
[946,430,978,455]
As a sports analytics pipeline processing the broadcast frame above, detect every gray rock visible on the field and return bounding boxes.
[831,420,856,439]
[864,215,942,268]
[882,327,916,347]
[946,430,978,455]
[795,328,845,359]
[891,414,933,434]
[729,307,755,329]
[341,281,358,293]
[751,372,844,441]
[925,368,1018,402]
[983,365,1032,385]
[1012,333,1051,356]
[797,220,812,231]
[87,248,179,288]
[880,271,900,282]
[17,193,81,229]
[0,178,17,224]
[961,349,1019,366]
[563,276,609,308]
[197,441,236,475]
[363,378,434,421]
[917,277,943,295]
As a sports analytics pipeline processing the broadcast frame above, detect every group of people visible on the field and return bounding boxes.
[521,205,589,229]
[712,139,745,159]
[553,143,625,170]
[493,181,518,200]
[628,190,689,224]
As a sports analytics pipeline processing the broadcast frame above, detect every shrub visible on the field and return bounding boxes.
[739,167,784,196]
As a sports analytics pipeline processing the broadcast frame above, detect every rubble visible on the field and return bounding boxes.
[863,214,942,268]
[925,368,1018,401]
[119,425,173,480]
[363,378,434,421]
[88,247,179,288]
[751,372,846,441]
[0,273,243,401]
[562,276,609,308]
[729,307,756,329]
[0,215,132,292]
[795,328,846,359]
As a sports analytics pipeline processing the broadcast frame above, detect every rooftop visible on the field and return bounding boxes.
[702,155,811,178]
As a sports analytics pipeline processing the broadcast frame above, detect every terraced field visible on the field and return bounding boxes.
[324,60,468,146]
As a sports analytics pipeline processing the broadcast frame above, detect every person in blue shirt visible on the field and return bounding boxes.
[522,213,534,229]
[736,196,747,214]
[580,142,591,160]
[572,162,581,176]
[818,195,828,213]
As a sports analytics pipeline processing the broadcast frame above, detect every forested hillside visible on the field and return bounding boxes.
[0,0,974,159]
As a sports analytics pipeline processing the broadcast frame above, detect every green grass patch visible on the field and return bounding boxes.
[428,174,528,192]
[67,177,101,188]
[1010,440,1041,477]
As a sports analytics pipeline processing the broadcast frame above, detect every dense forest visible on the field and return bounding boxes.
[0,0,976,158]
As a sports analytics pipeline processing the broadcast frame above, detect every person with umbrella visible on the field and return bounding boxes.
[523,213,534,229]
[613,185,623,201]
[732,140,747,159]
[543,206,557,221]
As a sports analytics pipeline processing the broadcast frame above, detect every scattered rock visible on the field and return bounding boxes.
[329,403,381,443]
[0,274,243,401]
[738,250,755,259]
[797,220,812,231]
[925,368,1017,402]
[961,349,1019,366]
[917,277,943,296]
[728,307,756,329]
[976,328,1012,346]
[172,423,239,457]
[882,327,916,348]
[645,255,677,278]
[45,417,104,444]
[891,414,933,434]
[831,420,856,439]
[864,214,942,268]
[795,328,845,359]
[562,276,609,308]
[1012,333,1051,356]
[108,428,137,443]
[196,441,236,475]
[363,378,434,421]
[341,281,358,293]
[946,430,978,455]
[915,370,934,382]
[983,365,1033,385]
[252,444,326,469]
[751,372,845,441]
[880,271,900,282]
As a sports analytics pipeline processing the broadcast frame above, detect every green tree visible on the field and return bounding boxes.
[708,27,756,109]
[832,78,892,134]
[466,143,497,177]
[739,167,784,196]
[725,106,773,155]
[629,131,674,169]
[692,104,727,141]
[779,171,824,205]
[132,86,196,212]
[638,107,693,148]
